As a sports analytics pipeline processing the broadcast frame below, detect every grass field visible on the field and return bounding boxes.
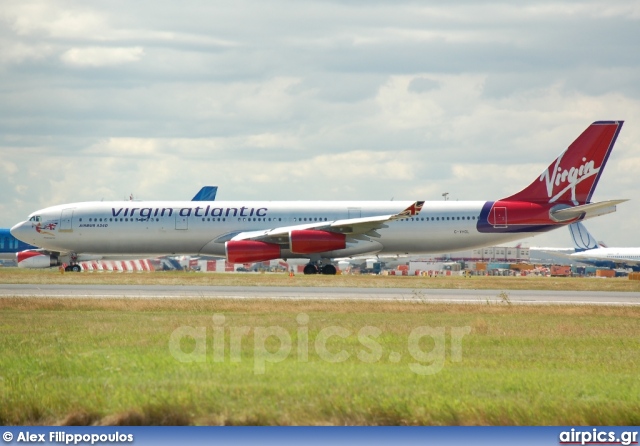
[1,296,638,426]
[2,268,640,291]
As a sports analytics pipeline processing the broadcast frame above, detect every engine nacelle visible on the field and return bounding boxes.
[17,250,60,268]
[226,240,281,263]
[289,230,346,254]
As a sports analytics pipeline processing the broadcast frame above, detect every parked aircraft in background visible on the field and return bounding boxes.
[11,121,626,274]
[7,186,219,270]
[562,222,640,270]
[191,186,218,202]
[0,228,37,261]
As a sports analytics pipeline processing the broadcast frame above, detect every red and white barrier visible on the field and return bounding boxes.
[79,259,154,272]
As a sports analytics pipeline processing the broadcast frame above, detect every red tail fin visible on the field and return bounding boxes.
[503,121,623,205]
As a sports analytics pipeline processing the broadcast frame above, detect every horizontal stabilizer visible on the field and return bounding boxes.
[550,199,627,222]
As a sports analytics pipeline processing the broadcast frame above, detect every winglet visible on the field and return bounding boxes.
[395,201,424,218]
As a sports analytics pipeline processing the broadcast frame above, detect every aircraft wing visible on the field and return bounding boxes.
[571,251,640,265]
[538,249,575,259]
[215,201,424,245]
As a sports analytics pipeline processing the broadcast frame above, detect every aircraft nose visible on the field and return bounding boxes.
[10,221,31,243]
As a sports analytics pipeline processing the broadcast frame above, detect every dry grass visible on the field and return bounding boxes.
[1,296,639,318]
[2,267,640,291]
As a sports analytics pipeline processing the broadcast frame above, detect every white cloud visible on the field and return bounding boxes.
[1,161,18,176]
[5,3,110,39]
[1,0,639,249]
[60,46,144,67]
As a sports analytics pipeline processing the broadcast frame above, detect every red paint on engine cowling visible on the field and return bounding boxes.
[16,250,56,268]
[226,240,281,263]
[290,230,346,254]
[17,250,44,263]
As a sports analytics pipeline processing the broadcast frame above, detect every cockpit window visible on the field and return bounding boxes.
[29,216,42,222]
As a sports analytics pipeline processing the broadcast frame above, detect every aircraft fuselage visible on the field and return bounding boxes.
[11,200,544,259]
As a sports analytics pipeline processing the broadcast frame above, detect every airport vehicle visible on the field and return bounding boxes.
[10,121,626,274]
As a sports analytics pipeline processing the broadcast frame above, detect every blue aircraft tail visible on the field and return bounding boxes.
[568,222,598,252]
[192,186,218,201]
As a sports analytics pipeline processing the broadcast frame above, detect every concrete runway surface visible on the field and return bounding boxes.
[1,284,639,305]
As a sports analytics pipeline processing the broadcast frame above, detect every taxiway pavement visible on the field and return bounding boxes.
[1,284,639,305]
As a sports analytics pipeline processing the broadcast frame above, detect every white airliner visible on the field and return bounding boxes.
[11,121,626,274]
[564,222,640,267]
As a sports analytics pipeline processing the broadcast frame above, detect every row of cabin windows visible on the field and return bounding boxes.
[82,217,227,223]
[236,217,329,223]
[401,216,479,221]
[238,217,279,222]
[82,216,328,223]
[80,215,479,224]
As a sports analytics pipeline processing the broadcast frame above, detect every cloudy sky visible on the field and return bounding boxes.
[1,0,639,247]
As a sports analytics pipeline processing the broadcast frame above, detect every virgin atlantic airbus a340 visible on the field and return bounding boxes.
[11,121,626,274]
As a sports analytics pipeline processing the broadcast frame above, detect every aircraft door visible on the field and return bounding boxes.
[59,209,74,232]
[175,214,188,230]
[493,207,507,227]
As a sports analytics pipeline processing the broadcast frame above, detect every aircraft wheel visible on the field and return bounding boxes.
[70,264,82,272]
[303,264,318,275]
[64,265,72,272]
[321,264,337,275]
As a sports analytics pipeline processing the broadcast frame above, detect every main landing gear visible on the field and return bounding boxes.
[303,262,337,275]
[64,253,82,272]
